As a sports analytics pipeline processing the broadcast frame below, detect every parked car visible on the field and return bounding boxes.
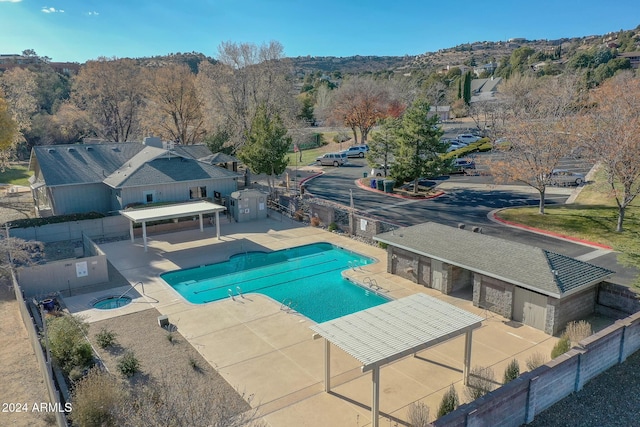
[370,164,392,177]
[446,139,467,152]
[456,134,482,144]
[451,158,476,173]
[316,152,348,166]
[343,145,369,158]
[548,169,585,186]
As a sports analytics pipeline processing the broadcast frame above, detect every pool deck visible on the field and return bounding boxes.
[64,218,559,426]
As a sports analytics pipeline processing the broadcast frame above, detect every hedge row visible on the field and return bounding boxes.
[5,212,105,229]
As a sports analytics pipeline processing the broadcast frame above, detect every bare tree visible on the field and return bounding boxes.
[0,94,18,170]
[578,71,640,231]
[142,64,205,145]
[197,41,295,153]
[487,74,583,214]
[71,57,144,142]
[0,68,38,145]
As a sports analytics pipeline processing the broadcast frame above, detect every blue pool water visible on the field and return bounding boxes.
[160,242,388,322]
[93,296,132,310]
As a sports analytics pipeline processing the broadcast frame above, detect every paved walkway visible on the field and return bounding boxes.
[64,219,560,427]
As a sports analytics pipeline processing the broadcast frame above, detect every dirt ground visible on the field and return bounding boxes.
[85,308,250,420]
[0,283,52,427]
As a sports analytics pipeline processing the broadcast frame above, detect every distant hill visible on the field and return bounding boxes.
[287,26,639,76]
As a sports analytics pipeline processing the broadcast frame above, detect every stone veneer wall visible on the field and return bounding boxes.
[473,274,513,318]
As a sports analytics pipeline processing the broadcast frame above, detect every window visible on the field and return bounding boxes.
[189,186,207,199]
[143,191,155,204]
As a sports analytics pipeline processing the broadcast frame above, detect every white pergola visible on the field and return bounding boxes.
[310,293,483,427]
[119,200,226,252]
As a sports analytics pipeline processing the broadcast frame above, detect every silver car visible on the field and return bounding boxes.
[316,152,348,166]
[548,169,585,186]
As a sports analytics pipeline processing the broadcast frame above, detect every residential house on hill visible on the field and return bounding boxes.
[28,139,241,217]
[470,76,503,103]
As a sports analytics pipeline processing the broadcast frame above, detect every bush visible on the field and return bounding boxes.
[564,320,592,345]
[551,336,571,359]
[464,365,496,401]
[378,241,388,249]
[46,315,94,375]
[70,367,124,427]
[6,211,104,229]
[310,216,321,227]
[437,384,459,418]
[407,401,430,426]
[95,327,117,349]
[503,359,520,384]
[327,222,338,232]
[117,351,141,378]
[526,352,548,371]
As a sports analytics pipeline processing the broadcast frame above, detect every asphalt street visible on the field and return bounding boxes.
[302,156,638,286]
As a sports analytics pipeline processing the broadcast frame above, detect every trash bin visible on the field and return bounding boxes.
[370,179,377,189]
[376,179,384,191]
[383,180,395,193]
[363,172,368,178]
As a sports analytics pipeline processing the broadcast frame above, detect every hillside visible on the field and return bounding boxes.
[287,26,639,75]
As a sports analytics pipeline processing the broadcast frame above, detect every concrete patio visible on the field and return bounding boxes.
[64,218,559,426]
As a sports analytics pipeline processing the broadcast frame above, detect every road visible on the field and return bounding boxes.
[302,156,638,285]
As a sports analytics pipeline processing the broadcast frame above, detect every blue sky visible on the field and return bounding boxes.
[1,0,638,63]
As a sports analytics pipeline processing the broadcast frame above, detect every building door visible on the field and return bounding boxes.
[431,260,443,291]
[513,287,547,330]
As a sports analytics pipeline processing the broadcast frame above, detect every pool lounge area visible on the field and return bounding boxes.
[63,218,559,427]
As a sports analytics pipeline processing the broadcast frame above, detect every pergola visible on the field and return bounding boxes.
[310,293,483,427]
[119,200,226,252]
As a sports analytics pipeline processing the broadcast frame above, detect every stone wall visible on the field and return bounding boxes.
[596,281,640,318]
[551,287,597,335]
[474,275,513,318]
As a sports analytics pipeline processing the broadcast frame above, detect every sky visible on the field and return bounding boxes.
[1,0,638,63]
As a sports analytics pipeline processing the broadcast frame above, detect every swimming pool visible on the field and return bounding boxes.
[160,242,388,322]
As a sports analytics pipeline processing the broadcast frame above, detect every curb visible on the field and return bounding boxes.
[355,179,446,200]
[489,209,613,250]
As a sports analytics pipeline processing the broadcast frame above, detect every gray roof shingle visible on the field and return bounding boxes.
[104,155,241,188]
[375,222,614,298]
[32,143,145,186]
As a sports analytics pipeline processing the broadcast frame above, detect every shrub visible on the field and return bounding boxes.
[464,366,496,401]
[378,241,388,249]
[407,401,430,426]
[117,351,141,378]
[95,327,117,349]
[327,222,338,232]
[310,216,321,227]
[6,212,104,229]
[551,336,571,359]
[46,315,94,375]
[437,384,459,418]
[503,359,520,384]
[70,367,124,427]
[564,320,592,345]
[166,331,175,344]
[526,352,548,371]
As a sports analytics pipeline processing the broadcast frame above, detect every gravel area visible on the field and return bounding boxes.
[526,350,640,426]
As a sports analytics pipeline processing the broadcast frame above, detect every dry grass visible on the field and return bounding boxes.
[564,320,593,345]
[0,283,52,427]
[86,308,250,418]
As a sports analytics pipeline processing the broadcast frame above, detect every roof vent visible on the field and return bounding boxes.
[47,148,56,153]
[86,146,94,151]
[67,147,76,152]
[111,146,120,152]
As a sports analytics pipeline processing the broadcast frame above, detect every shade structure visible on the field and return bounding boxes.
[311,293,483,427]
[120,200,226,251]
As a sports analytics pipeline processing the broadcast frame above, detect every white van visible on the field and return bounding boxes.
[316,152,348,166]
